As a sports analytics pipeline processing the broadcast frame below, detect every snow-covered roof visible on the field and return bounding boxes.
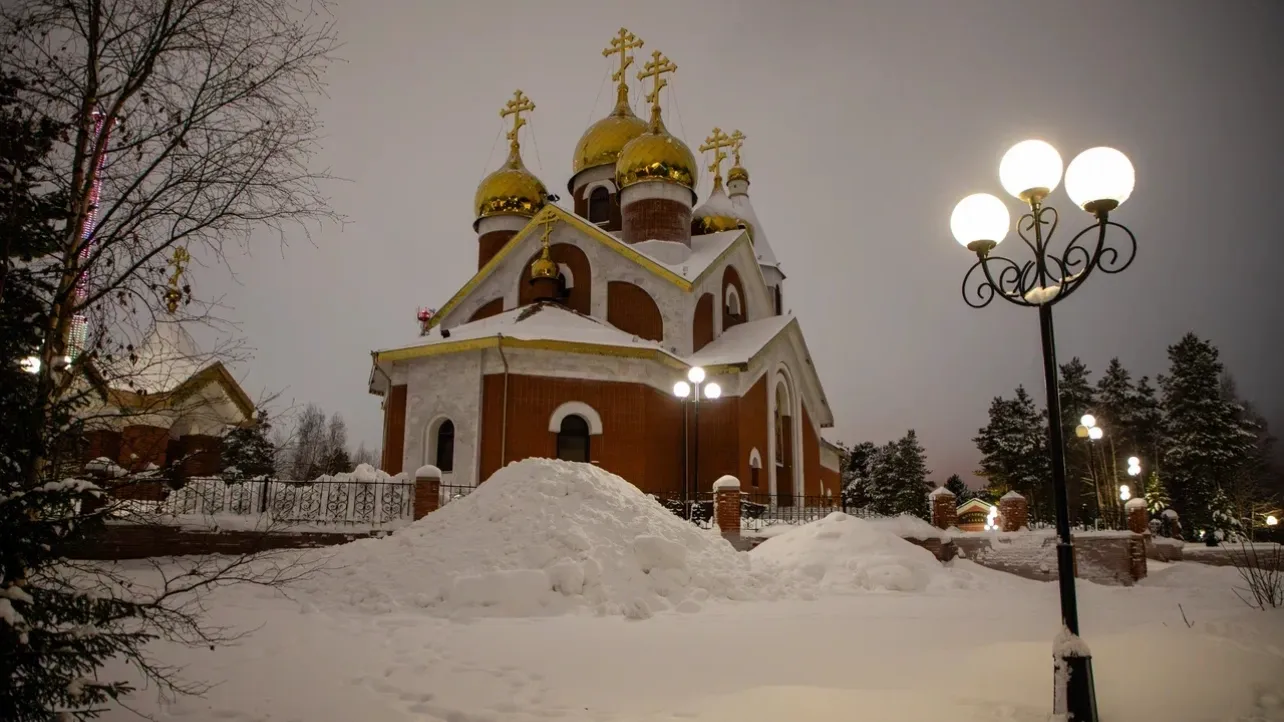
[380,303,679,360]
[929,485,955,498]
[693,185,779,270]
[687,315,793,367]
[107,320,208,394]
[631,230,742,282]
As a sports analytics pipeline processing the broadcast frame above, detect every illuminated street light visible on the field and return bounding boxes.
[1119,485,1131,502]
[1267,515,1279,527]
[949,139,1138,722]
[674,367,722,519]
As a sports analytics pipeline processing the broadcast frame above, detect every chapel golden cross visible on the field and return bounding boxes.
[603,28,643,90]
[729,129,747,167]
[637,50,677,121]
[500,90,535,149]
[699,127,735,187]
[165,246,190,314]
[538,212,557,250]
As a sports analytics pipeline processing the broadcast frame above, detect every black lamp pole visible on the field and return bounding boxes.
[958,181,1137,722]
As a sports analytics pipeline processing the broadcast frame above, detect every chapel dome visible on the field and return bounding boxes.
[530,251,558,280]
[572,98,649,177]
[474,148,547,229]
[615,117,697,200]
[692,183,748,235]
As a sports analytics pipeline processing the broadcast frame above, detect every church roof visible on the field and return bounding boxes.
[631,229,743,282]
[687,315,793,367]
[727,191,780,270]
[376,303,684,366]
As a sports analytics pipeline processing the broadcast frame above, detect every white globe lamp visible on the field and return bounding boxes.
[687,366,706,384]
[703,382,722,400]
[673,381,691,399]
[951,193,1010,252]
[1080,414,1096,428]
[999,139,1063,203]
[1065,147,1135,215]
[1088,426,1104,441]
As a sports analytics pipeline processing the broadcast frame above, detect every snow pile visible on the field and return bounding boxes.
[750,512,985,594]
[311,463,408,484]
[865,513,953,542]
[300,459,781,618]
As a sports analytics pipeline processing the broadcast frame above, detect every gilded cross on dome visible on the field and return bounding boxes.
[500,89,535,154]
[530,212,559,280]
[164,245,190,314]
[699,127,735,190]
[729,129,747,166]
[637,50,676,129]
[603,28,643,97]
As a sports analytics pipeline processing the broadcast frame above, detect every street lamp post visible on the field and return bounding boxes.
[950,140,1137,722]
[674,367,721,520]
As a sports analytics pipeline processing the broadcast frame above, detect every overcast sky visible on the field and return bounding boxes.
[196,0,1284,482]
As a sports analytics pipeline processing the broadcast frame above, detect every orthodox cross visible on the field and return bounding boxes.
[729,129,747,167]
[603,28,644,93]
[538,212,557,257]
[500,89,535,152]
[164,246,190,314]
[637,50,677,125]
[699,127,735,189]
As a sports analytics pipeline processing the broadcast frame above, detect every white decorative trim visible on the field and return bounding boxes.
[558,263,575,289]
[724,283,742,317]
[423,415,454,469]
[548,401,604,435]
[749,448,762,468]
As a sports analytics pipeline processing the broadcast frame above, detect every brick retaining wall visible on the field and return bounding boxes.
[68,523,377,560]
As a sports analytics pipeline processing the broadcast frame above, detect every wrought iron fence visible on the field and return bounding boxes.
[439,483,474,507]
[159,477,413,526]
[651,491,877,531]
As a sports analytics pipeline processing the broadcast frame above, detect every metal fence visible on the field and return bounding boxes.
[651,492,877,531]
[159,477,414,527]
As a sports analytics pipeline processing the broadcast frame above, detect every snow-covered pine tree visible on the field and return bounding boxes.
[1144,471,1171,515]
[1058,358,1097,523]
[866,442,899,516]
[1208,486,1244,542]
[974,386,1051,521]
[943,473,973,501]
[841,441,877,508]
[1159,333,1257,531]
[891,430,931,519]
[221,409,278,483]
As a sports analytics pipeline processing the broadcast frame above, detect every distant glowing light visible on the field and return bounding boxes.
[1267,515,1279,527]
[1088,426,1104,441]
[1080,414,1096,428]
[20,356,40,374]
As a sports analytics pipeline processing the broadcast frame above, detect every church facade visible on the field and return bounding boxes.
[370,30,841,502]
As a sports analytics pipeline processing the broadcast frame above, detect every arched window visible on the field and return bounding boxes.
[435,419,455,472]
[725,284,742,319]
[749,448,762,488]
[556,415,591,463]
[588,187,611,223]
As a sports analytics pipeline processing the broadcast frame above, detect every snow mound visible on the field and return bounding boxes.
[300,459,782,618]
[750,512,986,594]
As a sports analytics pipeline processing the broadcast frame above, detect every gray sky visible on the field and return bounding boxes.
[197,0,1284,482]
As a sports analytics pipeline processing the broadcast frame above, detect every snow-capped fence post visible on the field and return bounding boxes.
[999,491,1028,532]
[929,486,956,530]
[712,475,741,542]
[1125,497,1148,535]
[414,465,442,520]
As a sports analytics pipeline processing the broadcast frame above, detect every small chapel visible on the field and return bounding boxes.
[369,29,841,504]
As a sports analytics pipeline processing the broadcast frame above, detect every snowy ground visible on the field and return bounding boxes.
[96,461,1284,722]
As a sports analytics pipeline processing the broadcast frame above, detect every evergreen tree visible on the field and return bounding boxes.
[320,414,352,475]
[221,409,278,483]
[1159,334,1257,531]
[841,441,877,508]
[1132,376,1163,473]
[1058,358,1097,522]
[943,473,973,501]
[865,442,899,516]
[1208,486,1244,542]
[974,386,1051,521]
[891,430,931,519]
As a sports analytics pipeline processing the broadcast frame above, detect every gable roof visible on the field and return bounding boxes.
[376,302,686,367]
[86,358,256,422]
[431,205,752,329]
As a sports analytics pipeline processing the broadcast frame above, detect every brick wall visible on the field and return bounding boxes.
[382,385,407,474]
[120,425,170,471]
[800,405,821,496]
[737,377,769,493]
[606,280,663,342]
[692,293,714,352]
[622,196,691,245]
[478,228,516,270]
[721,265,746,330]
[518,243,592,315]
[469,297,504,322]
[952,531,1147,586]
[573,183,622,232]
[83,429,122,464]
[175,434,223,478]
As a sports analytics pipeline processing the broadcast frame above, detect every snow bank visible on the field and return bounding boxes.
[750,512,986,594]
[865,513,952,542]
[299,459,782,618]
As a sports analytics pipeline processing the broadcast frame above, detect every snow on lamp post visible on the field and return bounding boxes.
[949,139,1137,722]
[674,367,721,520]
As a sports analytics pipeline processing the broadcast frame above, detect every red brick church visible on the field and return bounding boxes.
[370,30,841,502]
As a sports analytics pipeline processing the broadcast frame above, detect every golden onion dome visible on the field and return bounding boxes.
[726,164,749,185]
[572,92,649,178]
[615,117,697,198]
[530,249,558,280]
[692,182,747,235]
[473,147,547,229]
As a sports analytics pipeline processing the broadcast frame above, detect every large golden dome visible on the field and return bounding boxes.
[615,118,697,197]
[474,148,547,228]
[572,94,649,177]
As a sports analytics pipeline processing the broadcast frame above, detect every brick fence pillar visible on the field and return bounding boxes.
[999,491,1028,532]
[413,465,442,520]
[1125,497,1149,534]
[712,475,741,542]
[929,487,957,530]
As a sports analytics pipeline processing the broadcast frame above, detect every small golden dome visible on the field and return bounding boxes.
[615,118,697,195]
[692,183,747,235]
[474,149,547,228]
[727,164,749,185]
[530,254,558,280]
[573,94,649,176]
